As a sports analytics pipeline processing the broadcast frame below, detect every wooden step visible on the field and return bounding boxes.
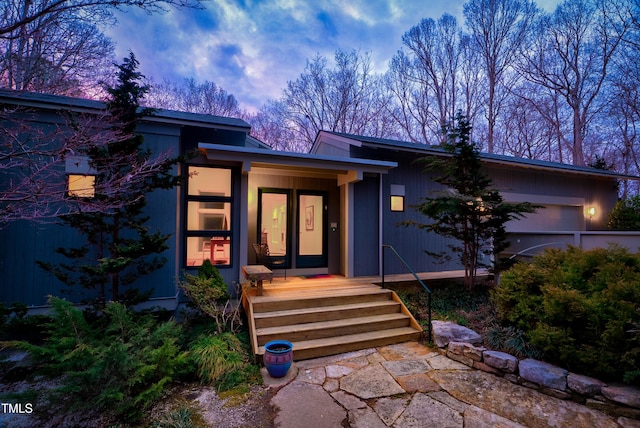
[256,313,411,345]
[253,300,402,328]
[257,327,423,361]
[251,288,394,312]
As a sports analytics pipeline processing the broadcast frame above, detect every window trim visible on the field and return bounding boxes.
[184,165,235,268]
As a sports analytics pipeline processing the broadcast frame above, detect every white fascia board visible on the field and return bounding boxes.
[198,143,396,174]
[310,131,362,154]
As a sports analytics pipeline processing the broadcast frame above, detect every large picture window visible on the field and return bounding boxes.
[185,166,233,267]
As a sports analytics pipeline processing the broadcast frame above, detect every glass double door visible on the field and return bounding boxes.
[258,189,327,269]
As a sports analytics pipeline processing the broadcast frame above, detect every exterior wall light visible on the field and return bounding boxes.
[587,207,596,218]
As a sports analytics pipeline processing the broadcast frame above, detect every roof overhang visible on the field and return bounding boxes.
[0,89,251,132]
[198,143,397,185]
[314,131,640,181]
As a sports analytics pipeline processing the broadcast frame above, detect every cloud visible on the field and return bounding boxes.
[103,0,558,113]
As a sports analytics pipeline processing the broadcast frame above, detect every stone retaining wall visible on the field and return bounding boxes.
[432,320,640,421]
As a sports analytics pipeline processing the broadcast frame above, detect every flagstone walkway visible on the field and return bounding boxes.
[263,341,636,428]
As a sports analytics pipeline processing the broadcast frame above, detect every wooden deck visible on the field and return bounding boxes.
[242,275,429,361]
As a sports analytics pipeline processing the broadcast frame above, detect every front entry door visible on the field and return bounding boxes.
[296,192,327,268]
[258,189,291,269]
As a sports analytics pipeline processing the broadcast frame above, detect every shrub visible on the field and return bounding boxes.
[493,246,640,383]
[189,331,260,392]
[179,260,242,334]
[17,297,191,422]
[608,195,640,230]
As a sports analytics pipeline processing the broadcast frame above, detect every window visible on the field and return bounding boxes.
[390,184,405,212]
[67,175,96,198]
[66,155,95,198]
[185,166,233,267]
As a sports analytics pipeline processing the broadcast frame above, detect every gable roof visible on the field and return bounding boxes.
[313,131,639,180]
[0,89,251,131]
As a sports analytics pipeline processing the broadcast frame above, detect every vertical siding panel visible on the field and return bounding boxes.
[353,175,379,276]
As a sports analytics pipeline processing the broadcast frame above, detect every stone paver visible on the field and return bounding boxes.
[267,341,626,428]
[340,363,405,399]
[394,392,463,428]
[271,381,346,428]
[430,369,619,428]
[381,359,430,377]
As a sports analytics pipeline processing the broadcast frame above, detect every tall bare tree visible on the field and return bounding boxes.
[0,0,204,96]
[464,0,537,153]
[261,50,396,152]
[0,8,114,96]
[145,78,242,117]
[388,14,468,144]
[517,0,629,166]
[0,0,204,38]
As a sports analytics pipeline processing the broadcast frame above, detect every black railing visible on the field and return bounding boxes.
[381,244,432,343]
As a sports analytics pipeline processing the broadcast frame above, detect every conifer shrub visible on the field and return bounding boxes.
[493,246,640,384]
[16,297,191,422]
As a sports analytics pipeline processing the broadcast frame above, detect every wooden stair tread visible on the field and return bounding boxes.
[253,300,400,319]
[250,287,391,303]
[256,313,410,336]
[257,327,422,355]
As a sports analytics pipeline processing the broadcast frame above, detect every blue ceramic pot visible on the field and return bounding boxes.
[263,340,293,378]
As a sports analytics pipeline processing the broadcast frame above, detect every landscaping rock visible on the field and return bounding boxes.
[472,361,502,375]
[430,370,619,428]
[483,350,518,373]
[462,344,485,362]
[518,359,568,391]
[446,351,474,367]
[432,320,482,348]
[567,372,607,396]
[602,384,640,408]
[448,342,484,362]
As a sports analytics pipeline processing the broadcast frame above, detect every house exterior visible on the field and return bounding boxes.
[0,90,633,309]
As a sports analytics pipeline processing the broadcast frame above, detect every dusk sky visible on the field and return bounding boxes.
[104,0,561,113]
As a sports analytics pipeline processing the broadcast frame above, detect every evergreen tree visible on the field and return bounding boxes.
[39,53,179,304]
[405,112,537,288]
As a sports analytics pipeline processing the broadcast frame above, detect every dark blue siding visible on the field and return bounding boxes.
[0,127,181,307]
[353,175,380,276]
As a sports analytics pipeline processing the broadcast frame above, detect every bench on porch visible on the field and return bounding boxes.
[242,265,273,296]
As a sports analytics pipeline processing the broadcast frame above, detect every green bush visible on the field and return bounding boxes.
[189,331,260,392]
[608,195,640,230]
[17,297,191,422]
[179,260,242,334]
[493,246,640,383]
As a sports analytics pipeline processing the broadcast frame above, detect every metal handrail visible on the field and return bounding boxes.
[508,242,566,259]
[381,244,432,343]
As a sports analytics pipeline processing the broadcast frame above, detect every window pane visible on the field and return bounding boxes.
[186,237,231,267]
[68,175,95,198]
[260,192,287,255]
[390,196,404,212]
[188,166,231,197]
[187,201,231,231]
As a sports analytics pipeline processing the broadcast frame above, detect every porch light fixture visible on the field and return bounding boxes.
[587,207,596,218]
